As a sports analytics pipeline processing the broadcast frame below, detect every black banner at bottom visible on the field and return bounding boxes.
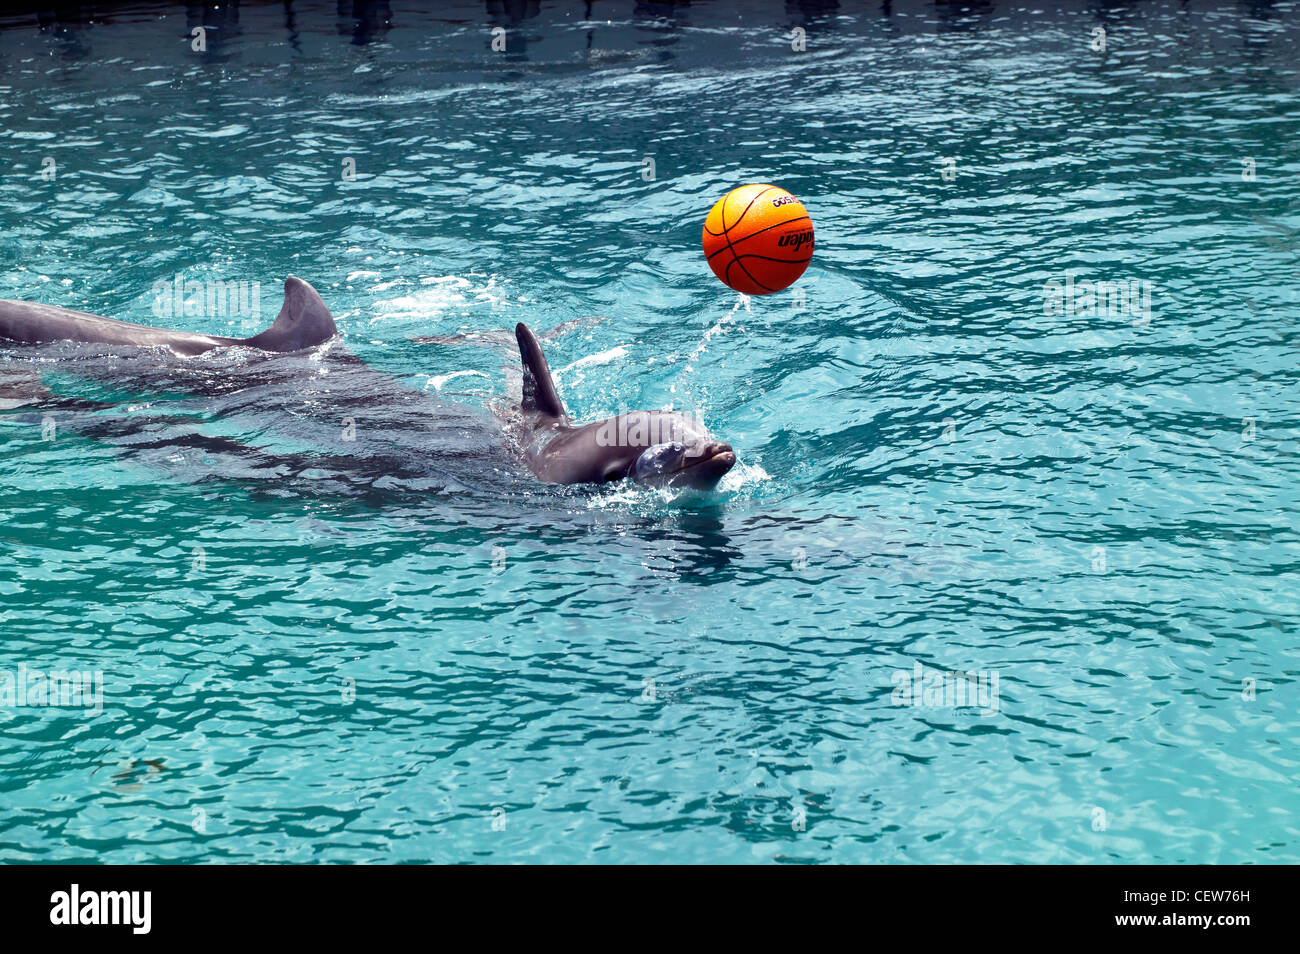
[0,863,1277,941]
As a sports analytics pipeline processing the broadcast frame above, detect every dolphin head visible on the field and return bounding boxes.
[630,439,737,490]
[592,410,737,489]
[515,322,739,489]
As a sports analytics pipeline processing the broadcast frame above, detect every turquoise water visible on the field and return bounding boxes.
[1,0,1297,864]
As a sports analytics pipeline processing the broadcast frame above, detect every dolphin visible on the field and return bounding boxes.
[0,277,737,491]
[0,276,336,357]
[512,322,736,489]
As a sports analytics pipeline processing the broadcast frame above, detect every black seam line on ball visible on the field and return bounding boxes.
[722,186,777,292]
[723,253,776,294]
[705,215,810,261]
[704,187,778,237]
[731,252,813,265]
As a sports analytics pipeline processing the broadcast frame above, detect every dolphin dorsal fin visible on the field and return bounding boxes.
[515,322,567,421]
[245,277,337,352]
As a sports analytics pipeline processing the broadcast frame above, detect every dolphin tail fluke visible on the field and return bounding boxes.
[244,276,338,352]
[516,322,567,421]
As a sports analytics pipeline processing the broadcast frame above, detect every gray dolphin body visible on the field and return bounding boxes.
[0,276,736,490]
[0,276,336,357]
[513,322,736,489]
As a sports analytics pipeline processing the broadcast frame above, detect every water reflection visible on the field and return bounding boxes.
[643,507,742,582]
[336,0,391,45]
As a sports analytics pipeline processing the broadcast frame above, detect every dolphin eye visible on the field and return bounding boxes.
[632,442,684,480]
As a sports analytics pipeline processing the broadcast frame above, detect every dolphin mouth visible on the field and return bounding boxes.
[668,441,736,486]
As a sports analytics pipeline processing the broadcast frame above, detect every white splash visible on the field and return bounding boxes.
[688,293,751,364]
[424,369,491,392]
[553,345,630,385]
[374,274,515,323]
[719,461,770,492]
[583,461,769,511]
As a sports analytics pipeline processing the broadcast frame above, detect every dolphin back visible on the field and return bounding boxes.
[0,276,336,356]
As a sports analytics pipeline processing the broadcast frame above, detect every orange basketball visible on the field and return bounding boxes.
[702,183,814,295]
